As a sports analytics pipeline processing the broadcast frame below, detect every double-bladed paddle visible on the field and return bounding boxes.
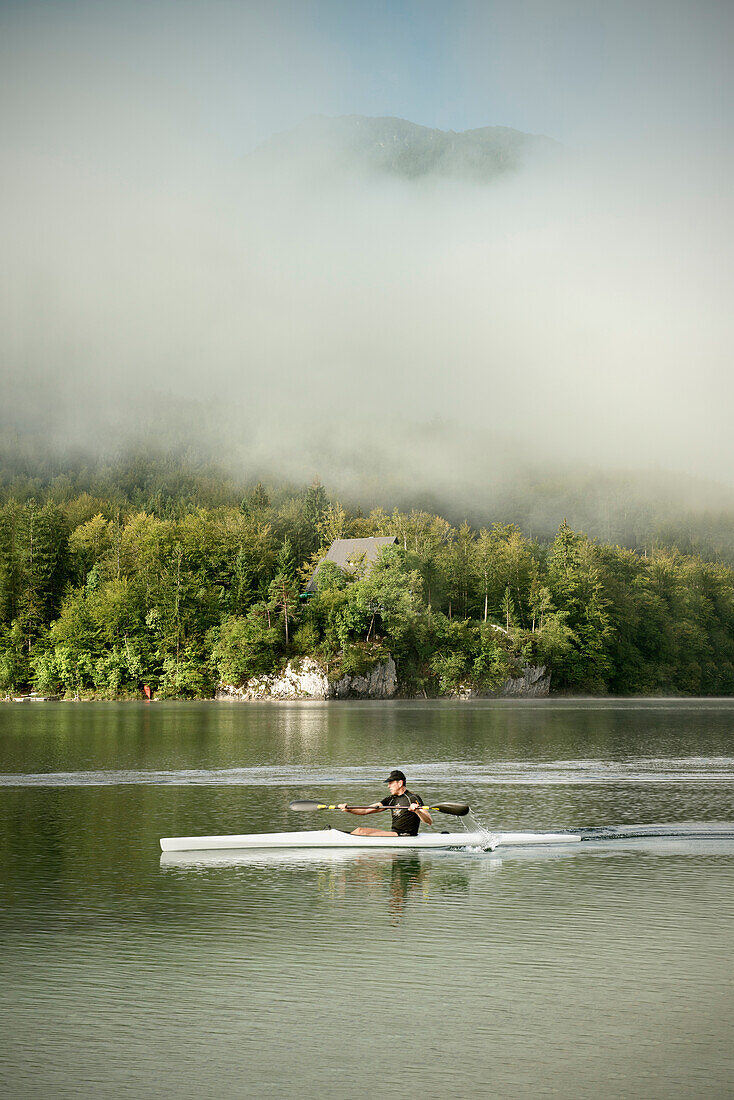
[289,799,470,816]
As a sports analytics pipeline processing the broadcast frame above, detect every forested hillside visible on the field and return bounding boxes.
[2,469,734,699]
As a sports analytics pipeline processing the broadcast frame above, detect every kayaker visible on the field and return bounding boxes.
[338,769,433,837]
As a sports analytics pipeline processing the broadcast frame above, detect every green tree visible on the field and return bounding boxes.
[211,610,281,685]
[317,502,350,549]
[0,502,23,626]
[441,522,474,619]
[546,522,614,690]
[474,523,538,628]
[269,537,300,646]
[0,621,28,691]
[241,482,270,514]
[304,479,329,553]
[501,586,514,634]
[68,513,113,586]
[349,548,423,657]
[16,502,68,653]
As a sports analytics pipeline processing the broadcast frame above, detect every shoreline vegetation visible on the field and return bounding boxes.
[2,464,734,701]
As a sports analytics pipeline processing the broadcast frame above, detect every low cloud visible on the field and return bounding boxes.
[1,1,733,518]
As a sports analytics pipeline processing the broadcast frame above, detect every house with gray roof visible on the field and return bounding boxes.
[304,536,398,593]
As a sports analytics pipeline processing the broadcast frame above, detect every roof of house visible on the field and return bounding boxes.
[305,536,398,592]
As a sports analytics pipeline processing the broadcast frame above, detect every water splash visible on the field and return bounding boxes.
[463,807,499,851]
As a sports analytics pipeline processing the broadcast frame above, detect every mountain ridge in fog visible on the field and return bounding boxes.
[4,426,734,565]
[2,104,731,542]
[249,114,560,181]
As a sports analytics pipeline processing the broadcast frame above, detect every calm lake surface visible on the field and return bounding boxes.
[2,699,734,1099]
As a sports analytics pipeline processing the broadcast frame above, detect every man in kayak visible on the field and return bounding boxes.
[338,769,433,837]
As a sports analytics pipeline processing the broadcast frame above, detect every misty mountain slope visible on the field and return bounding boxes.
[4,419,734,565]
[249,114,559,181]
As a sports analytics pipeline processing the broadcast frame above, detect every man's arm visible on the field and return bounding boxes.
[410,802,433,826]
[337,802,384,816]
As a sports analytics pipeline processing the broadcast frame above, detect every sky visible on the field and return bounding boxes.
[1,0,733,506]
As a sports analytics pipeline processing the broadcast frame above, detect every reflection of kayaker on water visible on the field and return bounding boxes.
[338,769,434,837]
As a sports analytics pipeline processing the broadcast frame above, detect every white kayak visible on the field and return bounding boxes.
[159,827,582,853]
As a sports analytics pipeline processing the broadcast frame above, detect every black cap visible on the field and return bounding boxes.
[385,769,406,784]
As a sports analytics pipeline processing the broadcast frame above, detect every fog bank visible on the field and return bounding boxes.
[1,0,733,510]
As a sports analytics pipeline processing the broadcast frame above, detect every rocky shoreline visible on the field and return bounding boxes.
[216,657,550,701]
[4,660,551,702]
[216,656,399,701]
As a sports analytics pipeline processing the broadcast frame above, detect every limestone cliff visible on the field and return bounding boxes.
[217,656,549,700]
[216,656,398,701]
[452,665,551,699]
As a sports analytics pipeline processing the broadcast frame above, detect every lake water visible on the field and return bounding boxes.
[2,699,733,1098]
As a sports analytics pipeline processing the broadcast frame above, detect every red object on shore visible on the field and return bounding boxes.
[143,685,151,699]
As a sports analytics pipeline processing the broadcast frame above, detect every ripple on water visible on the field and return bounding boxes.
[2,756,734,786]
[2,703,734,1098]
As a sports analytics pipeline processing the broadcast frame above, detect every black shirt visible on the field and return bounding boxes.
[379,790,424,836]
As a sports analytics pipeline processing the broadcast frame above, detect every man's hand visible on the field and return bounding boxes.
[409,802,420,812]
[337,803,348,812]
